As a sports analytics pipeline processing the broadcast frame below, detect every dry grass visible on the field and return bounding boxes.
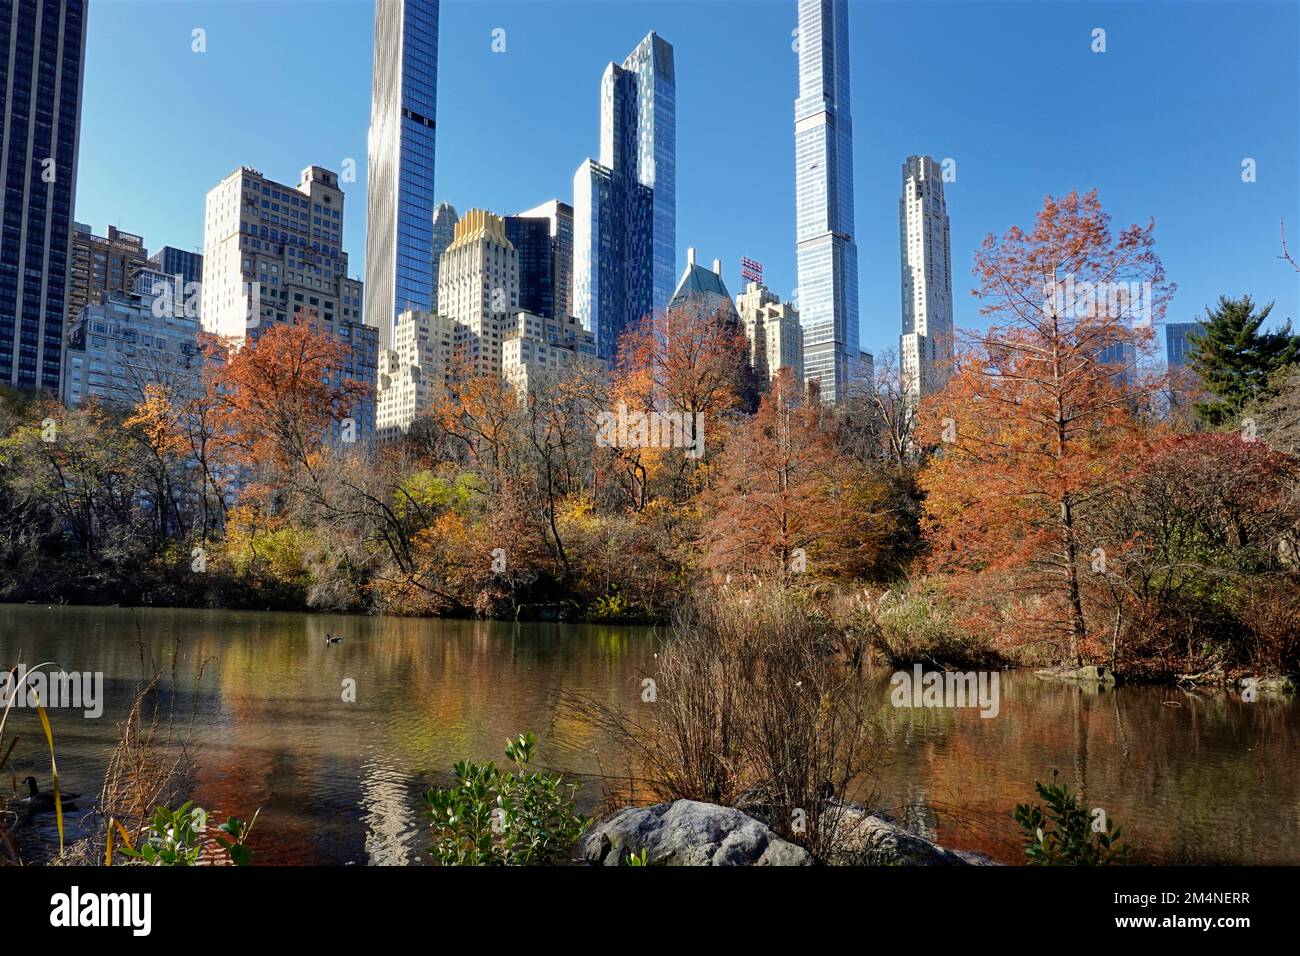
[568,584,882,861]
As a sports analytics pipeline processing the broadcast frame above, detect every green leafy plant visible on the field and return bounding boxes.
[1014,779,1133,865]
[424,732,589,866]
[117,802,207,866]
[116,802,258,866]
[622,847,649,866]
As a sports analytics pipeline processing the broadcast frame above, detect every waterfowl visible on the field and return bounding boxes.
[324,633,342,644]
[11,777,79,813]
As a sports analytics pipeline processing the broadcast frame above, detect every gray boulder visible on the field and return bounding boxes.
[820,802,976,865]
[581,799,814,866]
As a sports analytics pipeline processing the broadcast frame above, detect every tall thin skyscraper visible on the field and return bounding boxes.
[365,0,439,352]
[573,32,675,359]
[0,0,88,392]
[430,201,458,311]
[899,155,954,402]
[794,0,858,404]
[515,199,574,319]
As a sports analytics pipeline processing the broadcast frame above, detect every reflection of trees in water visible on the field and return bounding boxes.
[859,669,1300,864]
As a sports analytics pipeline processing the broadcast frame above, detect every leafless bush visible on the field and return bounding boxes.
[570,585,881,861]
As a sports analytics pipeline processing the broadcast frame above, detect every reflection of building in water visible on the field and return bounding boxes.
[360,756,423,865]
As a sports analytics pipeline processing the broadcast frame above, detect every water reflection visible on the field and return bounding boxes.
[1,604,1295,865]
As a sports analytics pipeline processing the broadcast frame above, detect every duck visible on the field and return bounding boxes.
[324,633,343,644]
[11,777,80,813]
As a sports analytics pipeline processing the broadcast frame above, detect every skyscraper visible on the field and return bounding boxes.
[437,209,519,379]
[899,155,954,403]
[573,32,675,359]
[1165,321,1204,369]
[794,0,858,404]
[430,201,457,311]
[504,214,555,319]
[516,200,574,320]
[365,0,439,352]
[0,0,88,392]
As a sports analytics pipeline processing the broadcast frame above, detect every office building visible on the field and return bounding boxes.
[504,214,555,320]
[0,0,88,392]
[1166,321,1204,369]
[515,199,573,320]
[364,0,440,350]
[148,245,204,292]
[794,0,858,403]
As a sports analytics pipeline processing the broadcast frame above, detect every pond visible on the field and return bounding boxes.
[1,604,1295,864]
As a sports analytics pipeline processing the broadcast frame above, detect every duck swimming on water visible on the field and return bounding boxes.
[12,777,79,813]
[324,633,342,644]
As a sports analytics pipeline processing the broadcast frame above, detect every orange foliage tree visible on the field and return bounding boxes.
[917,190,1174,665]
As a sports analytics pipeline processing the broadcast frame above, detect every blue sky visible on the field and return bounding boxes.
[78,0,1298,358]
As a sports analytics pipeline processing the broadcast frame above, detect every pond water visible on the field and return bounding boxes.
[1,604,1295,864]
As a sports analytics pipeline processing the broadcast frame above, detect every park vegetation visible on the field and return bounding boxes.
[0,189,1296,682]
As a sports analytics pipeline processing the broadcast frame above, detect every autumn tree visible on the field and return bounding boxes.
[917,190,1173,665]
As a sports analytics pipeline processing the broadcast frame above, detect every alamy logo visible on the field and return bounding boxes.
[50,887,151,936]
[1,664,103,718]
[1043,275,1154,327]
[889,664,1000,718]
[595,403,704,459]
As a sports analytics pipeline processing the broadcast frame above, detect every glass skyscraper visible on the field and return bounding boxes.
[574,32,675,360]
[794,0,859,403]
[429,200,457,311]
[365,0,439,352]
[0,0,87,392]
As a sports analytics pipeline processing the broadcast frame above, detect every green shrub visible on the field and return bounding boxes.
[424,732,589,866]
[116,802,257,866]
[1014,779,1132,865]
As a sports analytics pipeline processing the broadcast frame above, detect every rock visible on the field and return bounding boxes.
[1035,664,1117,685]
[580,799,814,866]
[821,802,973,865]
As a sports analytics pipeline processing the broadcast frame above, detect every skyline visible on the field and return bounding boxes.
[74,1,1299,360]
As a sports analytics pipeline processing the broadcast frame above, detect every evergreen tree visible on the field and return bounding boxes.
[1188,295,1300,426]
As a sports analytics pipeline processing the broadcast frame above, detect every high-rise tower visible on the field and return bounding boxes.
[0,0,88,392]
[899,155,954,402]
[365,0,439,351]
[794,0,858,403]
[573,32,675,359]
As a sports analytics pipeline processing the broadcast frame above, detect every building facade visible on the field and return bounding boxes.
[515,199,573,320]
[898,155,954,403]
[148,245,204,292]
[502,310,601,395]
[573,32,675,360]
[1,0,88,392]
[430,201,458,311]
[794,0,859,404]
[438,209,519,379]
[504,214,555,320]
[364,0,440,351]
[201,164,375,443]
[1165,321,1204,369]
[376,307,455,437]
[736,280,804,388]
[68,224,152,328]
[62,270,202,408]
